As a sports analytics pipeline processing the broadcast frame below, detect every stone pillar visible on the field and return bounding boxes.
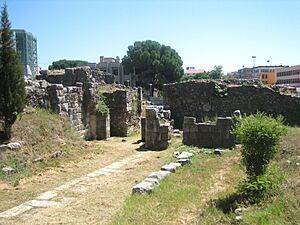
[183,117,197,146]
[96,114,110,140]
[141,117,146,142]
[144,107,171,150]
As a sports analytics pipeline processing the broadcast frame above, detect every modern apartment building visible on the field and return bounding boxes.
[237,67,254,79]
[255,66,286,85]
[276,65,300,87]
[13,29,38,78]
[237,66,286,84]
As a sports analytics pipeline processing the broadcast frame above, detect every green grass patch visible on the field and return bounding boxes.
[0,107,83,185]
[111,148,242,225]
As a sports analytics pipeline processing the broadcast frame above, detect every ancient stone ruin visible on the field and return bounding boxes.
[183,116,235,148]
[163,80,300,128]
[25,67,141,140]
[141,106,172,150]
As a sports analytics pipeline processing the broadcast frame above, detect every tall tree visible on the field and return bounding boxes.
[0,3,25,140]
[209,65,223,79]
[122,40,183,88]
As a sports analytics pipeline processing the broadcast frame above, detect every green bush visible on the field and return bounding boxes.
[96,91,109,116]
[239,175,272,204]
[233,113,286,178]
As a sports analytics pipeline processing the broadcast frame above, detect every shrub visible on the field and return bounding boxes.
[233,113,286,178]
[96,91,109,116]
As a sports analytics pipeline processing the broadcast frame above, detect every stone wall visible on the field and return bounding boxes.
[163,80,300,128]
[142,106,172,150]
[183,116,235,148]
[47,83,86,136]
[26,67,141,139]
[104,89,141,137]
[41,67,115,86]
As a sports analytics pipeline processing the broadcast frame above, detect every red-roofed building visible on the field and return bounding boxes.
[184,67,205,75]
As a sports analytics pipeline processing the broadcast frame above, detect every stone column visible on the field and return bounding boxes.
[96,114,110,140]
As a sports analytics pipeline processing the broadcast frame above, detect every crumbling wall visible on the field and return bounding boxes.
[143,106,172,150]
[25,79,49,108]
[25,67,141,139]
[163,80,300,128]
[183,116,235,148]
[41,67,114,86]
[104,89,141,137]
[47,83,86,136]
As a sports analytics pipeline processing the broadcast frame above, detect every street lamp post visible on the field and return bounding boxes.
[252,56,256,79]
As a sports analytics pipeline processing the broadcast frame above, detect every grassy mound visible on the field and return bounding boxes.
[0,107,82,185]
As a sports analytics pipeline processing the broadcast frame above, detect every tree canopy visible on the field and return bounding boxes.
[0,3,25,140]
[48,59,88,70]
[208,65,223,79]
[122,40,184,88]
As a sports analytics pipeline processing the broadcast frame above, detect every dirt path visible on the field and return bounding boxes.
[0,136,175,224]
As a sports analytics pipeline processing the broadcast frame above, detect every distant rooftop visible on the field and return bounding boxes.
[185,69,205,75]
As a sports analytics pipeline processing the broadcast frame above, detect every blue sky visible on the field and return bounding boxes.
[2,0,300,72]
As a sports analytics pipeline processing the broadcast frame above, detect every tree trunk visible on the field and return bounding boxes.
[3,121,12,140]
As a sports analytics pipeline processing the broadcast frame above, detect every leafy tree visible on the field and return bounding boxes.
[180,72,209,81]
[122,40,183,88]
[0,3,25,140]
[48,59,88,70]
[208,65,223,79]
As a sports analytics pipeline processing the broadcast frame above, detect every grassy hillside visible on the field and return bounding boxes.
[0,107,83,185]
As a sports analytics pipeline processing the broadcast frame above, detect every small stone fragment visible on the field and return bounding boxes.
[235,215,243,221]
[173,129,180,134]
[2,166,15,174]
[173,151,180,157]
[214,149,225,156]
[33,157,44,163]
[7,143,21,150]
[0,144,9,151]
[51,150,63,158]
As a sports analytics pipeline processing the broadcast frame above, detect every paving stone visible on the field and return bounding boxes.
[0,204,32,218]
[37,191,58,200]
[168,162,182,168]
[25,200,63,208]
[177,158,191,166]
[100,168,116,173]
[143,177,160,186]
[177,151,194,159]
[161,164,177,173]
[148,170,171,181]
[132,181,155,194]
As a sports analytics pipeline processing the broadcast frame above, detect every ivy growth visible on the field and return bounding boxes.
[96,91,109,116]
[214,84,228,97]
